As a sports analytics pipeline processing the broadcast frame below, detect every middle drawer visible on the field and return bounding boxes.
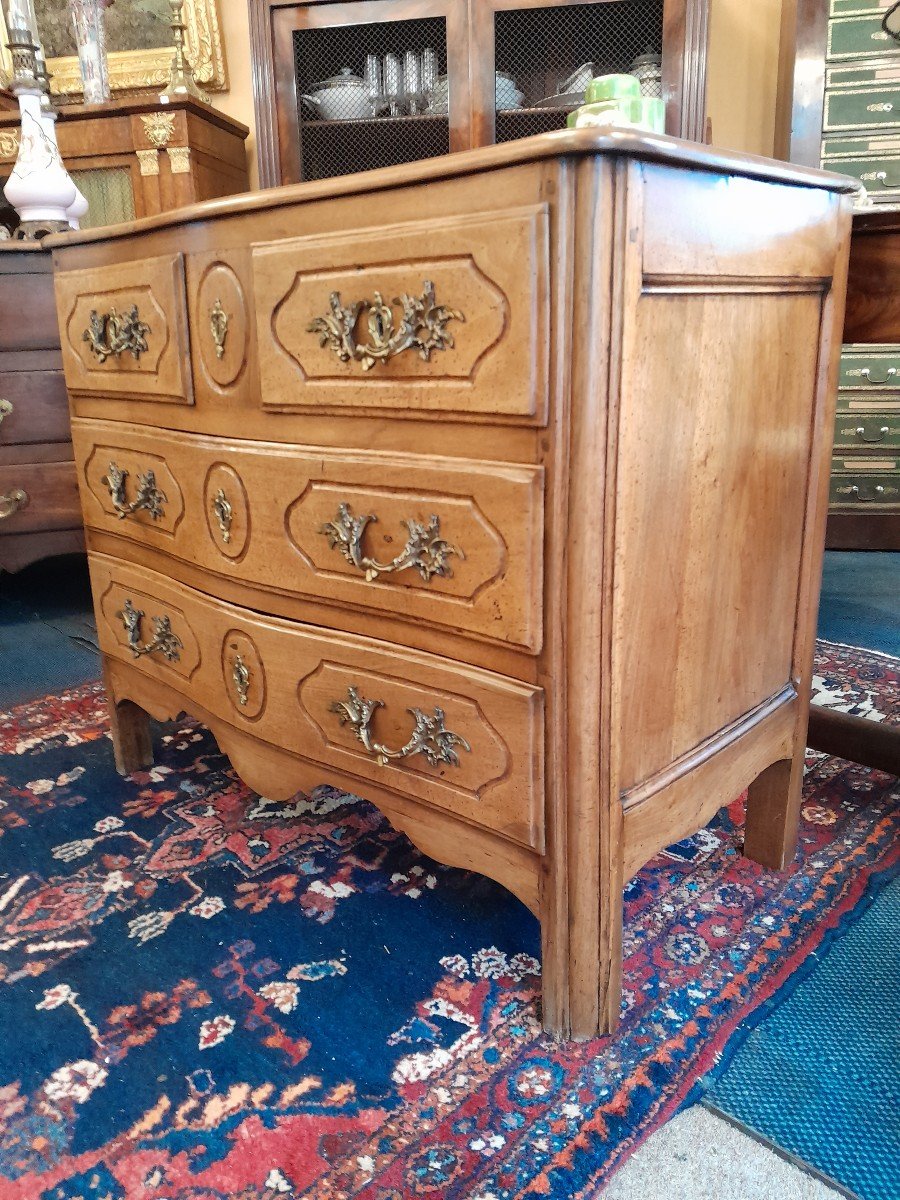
[73,421,544,654]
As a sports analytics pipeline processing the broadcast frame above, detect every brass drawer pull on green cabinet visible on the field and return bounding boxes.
[331,686,471,769]
[856,424,890,442]
[84,305,151,364]
[0,488,27,520]
[0,398,12,426]
[307,280,465,372]
[119,598,183,662]
[103,462,167,521]
[320,502,463,583]
[860,366,896,384]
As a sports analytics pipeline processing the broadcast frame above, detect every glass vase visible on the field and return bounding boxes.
[68,0,111,105]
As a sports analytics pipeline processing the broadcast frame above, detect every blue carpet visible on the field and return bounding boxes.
[705,870,900,1200]
[0,554,99,705]
[818,552,900,657]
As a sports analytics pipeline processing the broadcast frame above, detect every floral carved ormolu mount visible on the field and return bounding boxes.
[83,304,151,364]
[103,462,167,521]
[320,502,463,584]
[330,685,471,769]
[307,280,464,372]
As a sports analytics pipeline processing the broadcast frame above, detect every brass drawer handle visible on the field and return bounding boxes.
[0,398,12,427]
[835,482,898,503]
[0,488,27,520]
[84,304,151,364]
[308,280,464,372]
[856,366,897,385]
[212,487,233,543]
[232,653,250,706]
[210,298,229,360]
[331,686,471,769]
[320,503,462,583]
[119,598,183,662]
[854,424,891,443]
[103,462,167,521]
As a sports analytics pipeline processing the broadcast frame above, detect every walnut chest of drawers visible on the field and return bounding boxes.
[49,131,855,1039]
[0,244,83,573]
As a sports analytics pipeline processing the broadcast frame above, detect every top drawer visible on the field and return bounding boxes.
[840,344,900,389]
[54,253,194,406]
[251,205,550,424]
[827,14,900,61]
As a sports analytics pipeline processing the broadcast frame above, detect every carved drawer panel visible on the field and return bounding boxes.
[54,254,194,405]
[0,460,81,534]
[90,554,544,850]
[73,420,544,652]
[251,205,549,422]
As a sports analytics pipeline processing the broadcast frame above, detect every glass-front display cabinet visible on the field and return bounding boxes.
[250,0,710,186]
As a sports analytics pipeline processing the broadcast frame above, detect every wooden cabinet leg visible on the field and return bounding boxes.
[744,756,803,871]
[104,663,154,776]
[540,854,623,1041]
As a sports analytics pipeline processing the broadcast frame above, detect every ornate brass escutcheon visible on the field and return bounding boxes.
[118,598,183,662]
[320,503,463,583]
[330,685,471,769]
[83,305,151,364]
[0,488,27,520]
[232,653,250,706]
[0,398,12,427]
[103,462,167,521]
[307,280,464,372]
[209,298,229,360]
[211,487,233,543]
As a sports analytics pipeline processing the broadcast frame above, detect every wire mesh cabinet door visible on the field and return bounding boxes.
[468,0,710,147]
[268,0,472,184]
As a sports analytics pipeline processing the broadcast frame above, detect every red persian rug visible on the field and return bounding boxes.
[0,640,897,1200]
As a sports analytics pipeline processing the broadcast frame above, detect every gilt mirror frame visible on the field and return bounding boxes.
[0,0,227,98]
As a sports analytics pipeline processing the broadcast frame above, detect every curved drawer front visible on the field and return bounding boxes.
[90,554,544,850]
[0,460,81,534]
[54,254,194,405]
[74,421,544,652]
[252,205,549,423]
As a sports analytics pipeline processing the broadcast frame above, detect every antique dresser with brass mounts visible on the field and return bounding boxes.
[49,130,855,1039]
[0,244,84,573]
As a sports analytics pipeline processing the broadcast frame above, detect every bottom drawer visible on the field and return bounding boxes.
[0,459,81,534]
[89,554,544,851]
[830,456,900,509]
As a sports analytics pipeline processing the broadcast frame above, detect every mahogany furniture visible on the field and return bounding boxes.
[49,130,854,1038]
[249,0,710,187]
[0,97,250,231]
[778,0,900,550]
[0,244,83,573]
